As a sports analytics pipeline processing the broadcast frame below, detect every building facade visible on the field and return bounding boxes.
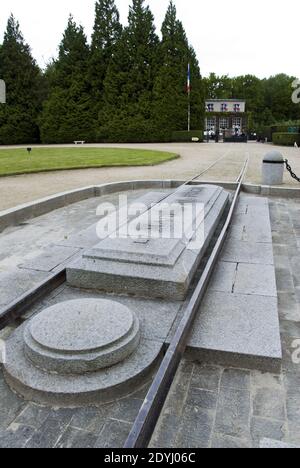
[205,99,247,140]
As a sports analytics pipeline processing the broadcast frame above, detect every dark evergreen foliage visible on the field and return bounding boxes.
[152,1,203,134]
[39,16,94,143]
[0,15,45,144]
[0,2,299,145]
[89,0,122,121]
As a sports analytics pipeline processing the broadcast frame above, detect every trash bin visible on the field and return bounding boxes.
[262,151,284,185]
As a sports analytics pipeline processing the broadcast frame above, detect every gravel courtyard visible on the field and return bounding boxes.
[0,142,299,211]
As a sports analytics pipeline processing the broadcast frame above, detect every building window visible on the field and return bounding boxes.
[206,117,216,130]
[207,103,214,112]
[234,103,241,112]
[220,118,229,129]
[232,117,242,128]
[221,103,228,112]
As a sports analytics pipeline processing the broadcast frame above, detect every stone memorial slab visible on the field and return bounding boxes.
[67,185,230,300]
[24,299,140,374]
[4,298,161,406]
[58,191,167,249]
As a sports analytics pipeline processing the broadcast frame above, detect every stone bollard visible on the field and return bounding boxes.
[262,151,284,185]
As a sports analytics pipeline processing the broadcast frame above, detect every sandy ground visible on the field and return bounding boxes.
[0,141,299,211]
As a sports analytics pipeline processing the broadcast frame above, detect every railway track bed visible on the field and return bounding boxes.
[0,168,287,448]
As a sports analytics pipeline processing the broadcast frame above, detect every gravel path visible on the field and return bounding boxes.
[0,142,299,211]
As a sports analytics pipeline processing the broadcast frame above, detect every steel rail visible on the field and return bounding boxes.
[0,150,237,330]
[0,267,66,330]
[190,145,233,180]
[124,157,249,449]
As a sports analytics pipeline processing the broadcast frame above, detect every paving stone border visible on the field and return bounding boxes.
[1,179,299,234]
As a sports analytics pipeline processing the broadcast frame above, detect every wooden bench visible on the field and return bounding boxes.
[74,141,86,145]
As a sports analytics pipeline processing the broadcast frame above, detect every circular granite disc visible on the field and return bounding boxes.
[24,299,140,374]
[30,299,134,353]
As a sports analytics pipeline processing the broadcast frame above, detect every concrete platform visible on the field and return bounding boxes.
[0,188,298,448]
[4,297,162,407]
[67,185,230,300]
[185,195,282,372]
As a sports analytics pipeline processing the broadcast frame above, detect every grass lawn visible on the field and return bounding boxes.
[0,147,179,177]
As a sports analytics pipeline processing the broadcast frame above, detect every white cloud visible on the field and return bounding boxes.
[0,0,299,78]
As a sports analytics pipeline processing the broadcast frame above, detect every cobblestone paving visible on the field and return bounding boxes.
[0,196,299,448]
[0,373,151,448]
[151,197,300,448]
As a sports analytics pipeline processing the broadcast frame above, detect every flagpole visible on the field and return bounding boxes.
[187,64,191,132]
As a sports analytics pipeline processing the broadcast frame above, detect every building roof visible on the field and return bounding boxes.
[205,99,246,102]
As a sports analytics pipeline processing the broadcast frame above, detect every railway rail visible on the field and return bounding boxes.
[0,155,249,449]
[124,156,249,448]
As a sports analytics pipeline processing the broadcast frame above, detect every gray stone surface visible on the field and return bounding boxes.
[234,263,277,297]
[0,269,51,308]
[24,299,140,374]
[151,196,300,449]
[208,261,237,293]
[0,181,171,233]
[58,191,167,250]
[19,245,80,272]
[187,291,282,372]
[4,328,161,406]
[67,185,229,300]
[260,438,299,449]
[251,418,287,448]
[184,194,281,372]
[221,239,274,265]
[1,189,299,448]
[23,285,182,344]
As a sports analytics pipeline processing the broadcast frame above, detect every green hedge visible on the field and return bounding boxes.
[96,119,171,143]
[262,124,300,141]
[171,130,203,142]
[273,132,300,146]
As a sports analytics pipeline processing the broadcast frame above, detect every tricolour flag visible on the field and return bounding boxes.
[187,64,191,95]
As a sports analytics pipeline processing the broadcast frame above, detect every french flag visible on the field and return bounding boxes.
[187,63,191,94]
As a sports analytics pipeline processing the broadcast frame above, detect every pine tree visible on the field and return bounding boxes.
[0,15,45,144]
[152,1,204,134]
[40,16,94,143]
[99,0,160,142]
[89,0,122,105]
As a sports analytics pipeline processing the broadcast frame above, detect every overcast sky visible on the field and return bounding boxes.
[0,0,299,78]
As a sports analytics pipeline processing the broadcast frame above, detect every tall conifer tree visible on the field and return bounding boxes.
[0,15,44,144]
[89,0,122,114]
[40,16,93,143]
[99,0,159,142]
[153,1,204,134]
